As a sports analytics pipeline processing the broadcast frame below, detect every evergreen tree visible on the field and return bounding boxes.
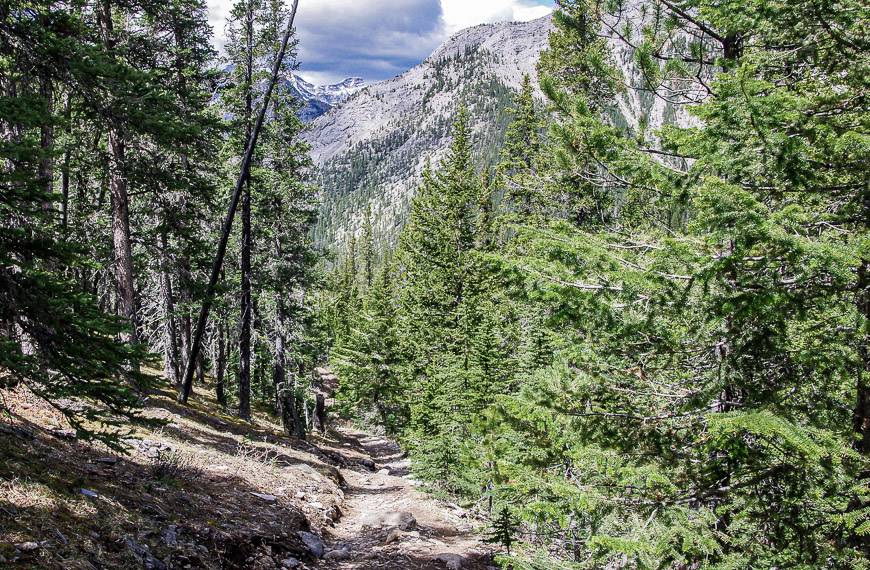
[497,74,542,215]
[485,1,870,567]
[334,259,407,432]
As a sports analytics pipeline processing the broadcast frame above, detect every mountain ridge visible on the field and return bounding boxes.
[305,15,555,249]
[305,4,697,250]
[286,75,366,122]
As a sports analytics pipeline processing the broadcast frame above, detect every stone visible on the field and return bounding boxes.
[323,548,350,561]
[297,531,324,558]
[308,501,324,510]
[125,537,167,570]
[377,468,390,476]
[250,492,278,504]
[384,529,403,544]
[294,491,306,499]
[280,558,300,568]
[435,553,464,570]
[51,428,76,440]
[360,510,416,530]
[79,488,99,498]
[163,525,178,546]
[15,542,39,552]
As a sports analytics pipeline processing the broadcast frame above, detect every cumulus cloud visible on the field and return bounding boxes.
[206,0,553,84]
[441,0,553,34]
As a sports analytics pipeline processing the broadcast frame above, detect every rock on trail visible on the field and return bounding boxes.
[314,429,493,569]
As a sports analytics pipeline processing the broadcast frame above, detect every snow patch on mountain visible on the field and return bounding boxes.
[286,75,366,122]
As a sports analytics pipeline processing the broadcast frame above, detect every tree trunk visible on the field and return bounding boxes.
[101,0,139,366]
[215,318,227,406]
[39,76,54,210]
[179,257,193,374]
[61,92,71,230]
[272,300,287,409]
[854,191,870,454]
[160,231,180,385]
[109,130,139,351]
[237,0,254,421]
[314,393,326,434]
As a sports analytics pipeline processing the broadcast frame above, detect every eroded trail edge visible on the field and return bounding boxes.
[314,428,494,570]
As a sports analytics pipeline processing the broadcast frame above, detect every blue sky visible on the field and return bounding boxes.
[206,0,554,85]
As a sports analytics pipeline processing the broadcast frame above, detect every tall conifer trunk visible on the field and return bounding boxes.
[215,315,227,406]
[101,1,139,362]
[61,92,71,229]
[38,76,53,208]
[160,231,181,385]
[237,0,254,420]
[853,193,870,454]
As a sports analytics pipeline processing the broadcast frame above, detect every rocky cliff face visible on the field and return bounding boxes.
[285,75,366,122]
[304,16,555,249]
[305,4,701,251]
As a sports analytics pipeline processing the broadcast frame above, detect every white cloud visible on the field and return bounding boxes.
[206,0,233,50]
[441,0,552,34]
[206,0,553,83]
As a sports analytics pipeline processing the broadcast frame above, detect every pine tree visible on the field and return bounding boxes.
[362,205,374,289]
[497,74,542,215]
[486,506,519,555]
[486,1,870,567]
[334,260,407,432]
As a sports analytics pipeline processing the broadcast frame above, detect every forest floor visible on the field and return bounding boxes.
[0,374,493,569]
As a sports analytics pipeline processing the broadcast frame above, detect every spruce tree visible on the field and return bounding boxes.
[487,1,870,566]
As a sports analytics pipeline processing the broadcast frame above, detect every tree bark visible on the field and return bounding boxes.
[39,76,54,210]
[237,0,255,421]
[272,299,287,409]
[215,317,227,406]
[314,393,326,434]
[160,231,181,385]
[101,2,139,363]
[853,189,870,454]
[61,92,71,230]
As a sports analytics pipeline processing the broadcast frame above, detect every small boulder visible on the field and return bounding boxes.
[79,488,99,498]
[377,468,390,476]
[250,492,278,504]
[125,537,167,570]
[323,548,350,561]
[297,531,324,558]
[360,510,416,530]
[15,542,39,552]
[435,553,464,570]
[163,525,178,546]
[384,529,403,544]
[280,558,300,569]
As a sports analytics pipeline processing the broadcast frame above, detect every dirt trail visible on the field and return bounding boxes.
[316,429,494,570]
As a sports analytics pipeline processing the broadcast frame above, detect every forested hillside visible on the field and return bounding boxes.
[305,16,553,251]
[326,0,870,568]
[2,0,869,569]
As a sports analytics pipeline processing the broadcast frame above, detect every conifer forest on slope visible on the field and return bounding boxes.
[2,1,870,569]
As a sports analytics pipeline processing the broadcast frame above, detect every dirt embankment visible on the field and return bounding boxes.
[0,382,495,570]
